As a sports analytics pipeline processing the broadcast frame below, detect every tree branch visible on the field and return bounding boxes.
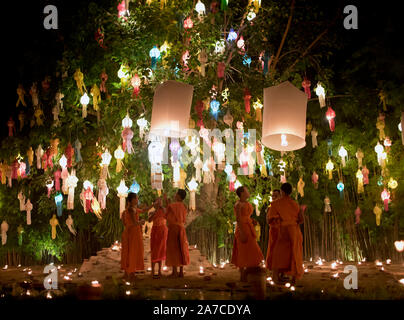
[269,0,296,77]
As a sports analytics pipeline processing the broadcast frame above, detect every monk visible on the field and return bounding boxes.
[164,189,190,278]
[265,189,281,271]
[148,197,168,279]
[121,192,154,281]
[231,186,264,282]
[268,183,304,285]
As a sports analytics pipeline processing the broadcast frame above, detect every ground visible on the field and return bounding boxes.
[1,238,403,300]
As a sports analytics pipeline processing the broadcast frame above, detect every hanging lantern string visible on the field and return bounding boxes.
[307,91,378,102]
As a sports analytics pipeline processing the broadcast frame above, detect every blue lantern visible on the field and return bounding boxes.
[54,193,63,217]
[327,139,333,157]
[149,46,161,70]
[377,176,383,186]
[242,54,251,67]
[24,157,30,176]
[337,182,344,198]
[210,100,220,120]
[129,180,140,194]
[227,28,237,42]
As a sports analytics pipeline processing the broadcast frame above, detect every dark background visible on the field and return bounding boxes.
[3,0,404,138]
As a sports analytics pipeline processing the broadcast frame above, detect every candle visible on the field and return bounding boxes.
[285,282,291,288]
[199,266,204,275]
[331,262,337,269]
[126,290,131,295]
[2,265,8,270]
[386,259,391,265]
[290,286,295,291]
[46,292,53,299]
[91,280,101,287]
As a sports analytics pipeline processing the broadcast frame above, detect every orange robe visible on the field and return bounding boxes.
[231,201,264,268]
[268,196,304,279]
[265,204,280,270]
[121,207,144,273]
[150,208,168,263]
[165,202,190,267]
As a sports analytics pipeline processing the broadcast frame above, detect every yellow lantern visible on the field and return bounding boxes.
[262,81,307,151]
[326,159,334,180]
[356,169,364,194]
[388,178,398,189]
[253,98,263,122]
[114,146,125,173]
[150,81,193,138]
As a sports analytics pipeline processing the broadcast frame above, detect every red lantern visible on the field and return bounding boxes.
[195,100,204,128]
[183,17,193,29]
[326,106,336,132]
[100,72,108,93]
[244,88,252,113]
[7,117,15,137]
[130,74,141,97]
[65,143,74,168]
[217,62,225,79]
[302,77,311,99]
[381,189,390,211]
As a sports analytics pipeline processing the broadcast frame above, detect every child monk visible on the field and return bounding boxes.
[148,197,168,279]
[231,186,264,282]
[121,192,154,281]
[268,183,304,285]
[164,189,190,278]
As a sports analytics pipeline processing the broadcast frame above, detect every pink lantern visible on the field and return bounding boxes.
[150,81,193,138]
[326,106,336,132]
[184,17,193,29]
[302,77,311,99]
[262,81,307,151]
[311,171,319,188]
[130,74,141,97]
[362,166,369,185]
[381,189,390,211]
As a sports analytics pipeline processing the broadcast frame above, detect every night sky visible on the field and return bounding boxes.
[3,0,404,139]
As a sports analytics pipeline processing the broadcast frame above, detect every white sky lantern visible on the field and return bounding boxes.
[100,150,112,179]
[137,117,148,139]
[262,81,307,151]
[315,82,326,108]
[374,142,384,166]
[338,146,348,167]
[150,80,193,138]
[187,178,198,211]
[114,145,125,173]
[195,0,205,17]
[80,92,90,118]
[117,180,128,218]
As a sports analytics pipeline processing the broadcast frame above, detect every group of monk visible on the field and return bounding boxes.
[231,183,304,285]
[120,182,304,285]
[120,189,189,281]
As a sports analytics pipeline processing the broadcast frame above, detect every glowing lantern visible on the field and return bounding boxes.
[100,150,112,179]
[210,100,220,120]
[130,74,141,97]
[187,178,198,211]
[237,36,245,53]
[67,170,78,210]
[326,159,334,180]
[117,65,129,81]
[324,196,331,213]
[356,149,364,167]
[315,82,326,108]
[338,146,347,167]
[262,81,307,151]
[247,9,256,21]
[388,178,398,189]
[149,46,160,69]
[249,0,261,12]
[302,77,311,99]
[129,180,140,194]
[122,114,134,154]
[394,240,404,252]
[150,80,193,138]
[312,171,319,189]
[297,177,305,197]
[215,40,226,55]
[373,205,382,226]
[376,113,385,140]
[80,93,90,118]
[374,142,384,166]
[253,98,263,122]
[234,180,242,189]
[54,193,63,217]
[383,137,392,149]
[337,181,344,198]
[183,17,193,29]
[223,109,233,127]
[227,28,237,42]
[137,117,148,139]
[381,189,390,211]
[117,180,128,218]
[114,145,125,173]
[400,112,404,145]
[81,180,94,214]
[195,1,206,17]
[253,195,262,215]
[356,169,364,194]
[148,141,164,164]
[46,179,54,198]
[325,106,336,132]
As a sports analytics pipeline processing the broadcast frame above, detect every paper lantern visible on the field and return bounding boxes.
[400,112,404,145]
[374,142,384,166]
[373,205,382,226]
[227,28,237,42]
[325,106,336,132]
[337,181,344,198]
[97,178,109,210]
[131,74,141,97]
[67,170,78,210]
[237,36,245,53]
[100,150,112,179]
[195,0,206,16]
[247,9,256,21]
[302,77,311,99]
[187,178,198,211]
[326,159,334,180]
[394,240,404,252]
[80,93,90,118]
[114,145,125,173]
[253,194,262,216]
[149,46,160,69]
[46,179,54,198]
[117,180,128,218]
[54,193,63,217]
[324,196,331,213]
[150,80,193,138]
[315,82,326,108]
[183,17,193,29]
[210,99,220,120]
[312,171,319,188]
[381,189,390,211]
[215,40,226,55]
[388,177,398,189]
[262,81,307,151]
[24,199,33,225]
[122,114,134,154]
[356,170,364,194]
[129,180,140,194]
[338,146,347,167]
[355,207,361,224]
[137,117,148,139]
